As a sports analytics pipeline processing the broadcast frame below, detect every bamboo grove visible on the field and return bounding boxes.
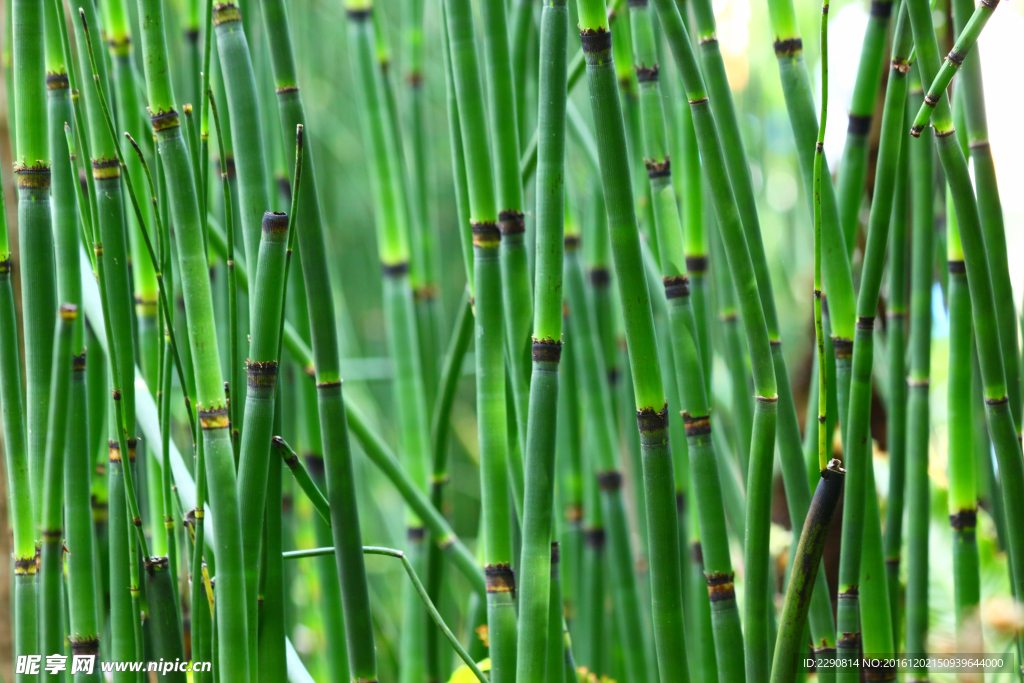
[0,0,1020,677]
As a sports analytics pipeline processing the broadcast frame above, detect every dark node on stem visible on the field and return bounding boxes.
[773,38,803,56]
[887,310,907,319]
[719,311,738,323]
[969,139,990,151]
[836,632,861,649]
[564,234,581,251]
[414,285,437,302]
[15,165,51,190]
[262,210,289,236]
[949,509,978,530]
[864,660,897,681]
[980,0,998,8]
[0,255,11,276]
[688,96,709,106]
[584,528,606,549]
[532,339,562,363]
[382,261,410,277]
[13,557,36,575]
[663,274,688,299]
[276,85,300,98]
[108,440,121,462]
[847,113,872,136]
[41,529,62,540]
[685,255,708,274]
[822,4,829,14]
[770,339,782,348]
[70,637,100,656]
[907,377,930,388]
[936,127,957,138]
[499,210,525,236]
[485,564,516,596]
[909,124,924,138]
[46,72,70,90]
[215,156,237,179]
[212,2,242,25]
[923,93,939,108]
[832,337,853,359]
[589,267,610,286]
[144,555,170,575]
[246,360,279,390]
[127,438,138,461]
[984,395,1009,406]
[645,157,670,179]
[183,28,200,42]
[407,527,426,542]
[698,34,718,45]
[885,557,899,567]
[690,542,703,564]
[856,316,875,330]
[635,64,659,83]
[73,352,87,372]
[637,404,669,432]
[471,222,500,248]
[316,379,343,391]
[676,492,685,512]
[813,646,837,658]
[597,470,623,491]
[682,412,711,437]
[111,388,122,401]
[818,415,827,423]
[303,453,325,478]
[869,0,892,16]
[756,394,778,403]
[550,541,560,565]
[948,260,966,274]
[580,27,612,55]
[947,48,965,67]
[891,58,911,74]
[149,108,180,132]
[198,407,230,431]
[838,585,859,600]
[705,572,735,602]
[607,368,619,386]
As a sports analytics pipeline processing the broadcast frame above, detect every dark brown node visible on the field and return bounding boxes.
[276,84,300,96]
[891,58,911,74]
[471,221,501,248]
[580,28,612,54]
[756,394,778,403]
[262,210,289,235]
[948,260,966,274]
[980,0,998,8]
[705,572,735,601]
[676,492,685,512]
[150,108,180,132]
[407,526,425,541]
[838,585,859,599]
[645,157,671,178]
[688,96,710,105]
[907,377,930,388]
[382,261,410,277]
[969,139,990,151]
[847,113,872,136]
[923,93,939,107]
[936,127,957,138]
[909,124,924,138]
[663,274,688,299]
[584,528,606,549]
[870,0,892,15]
[770,339,782,348]
[597,470,623,491]
[832,337,853,359]
[532,339,562,363]
[589,267,610,286]
[565,504,583,523]
[246,360,279,390]
[947,48,965,67]
[499,210,525,236]
[690,542,703,564]
[949,508,978,530]
[46,72,70,90]
[485,563,516,596]
[857,316,875,330]
[183,28,200,42]
[637,404,669,432]
[550,541,560,564]
[816,141,824,153]
[346,4,373,19]
[635,64,659,83]
[92,157,121,180]
[685,255,708,273]
[698,35,718,45]
[198,406,230,430]
[885,557,899,566]
[984,395,1009,406]
[70,637,101,656]
[73,352,87,372]
[0,255,10,276]
[682,412,711,437]
[316,379,343,391]
[15,165,52,190]
[564,234,581,251]
[607,368,619,385]
[773,38,803,56]
[836,632,861,649]
[864,661,897,681]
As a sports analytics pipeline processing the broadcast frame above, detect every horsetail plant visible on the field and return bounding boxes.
[514,0,568,678]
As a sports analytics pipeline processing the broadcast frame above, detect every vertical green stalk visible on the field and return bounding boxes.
[902,66,933,679]
[257,0,379,677]
[134,0,250,679]
[832,6,912,682]
[13,0,56,532]
[811,0,830,477]
[946,183,983,655]
[834,0,894,254]
[564,214,650,683]
[883,106,910,643]
[479,0,532,502]
[257,457,287,683]
[576,3,708,679]
[515,0,568,677]
[906,0,1024,662]
[545,543,566,683]
[40,305,76,681]
[212,0,271,282]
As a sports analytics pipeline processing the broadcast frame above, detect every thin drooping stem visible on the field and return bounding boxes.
[515,0,568,677]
